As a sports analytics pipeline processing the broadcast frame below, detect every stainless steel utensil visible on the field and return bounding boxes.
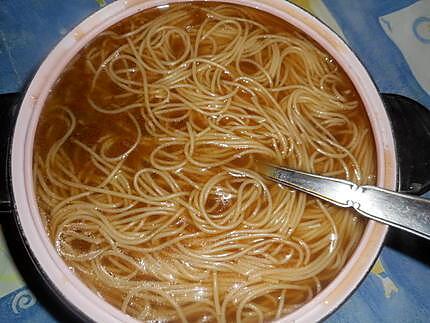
[262,164,430,240]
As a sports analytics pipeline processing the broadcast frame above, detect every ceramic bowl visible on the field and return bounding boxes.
[9,0,394,321]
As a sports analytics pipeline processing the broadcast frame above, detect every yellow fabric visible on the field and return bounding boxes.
[371,258,385,275]
[290,0,312,11]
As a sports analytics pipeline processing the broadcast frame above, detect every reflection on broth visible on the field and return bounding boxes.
[34,2,376,322]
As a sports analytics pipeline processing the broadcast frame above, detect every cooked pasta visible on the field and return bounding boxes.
[34,3,376,322]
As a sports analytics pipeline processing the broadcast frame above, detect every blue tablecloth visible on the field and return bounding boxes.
[1,0,429,322]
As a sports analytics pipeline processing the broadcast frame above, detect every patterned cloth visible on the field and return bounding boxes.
[0,0,429,321]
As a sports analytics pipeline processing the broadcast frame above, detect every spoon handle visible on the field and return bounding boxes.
[355,186,430,240]
[265,165,430,240]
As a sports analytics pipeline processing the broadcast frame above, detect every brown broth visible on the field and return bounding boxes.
[34,2,376,322]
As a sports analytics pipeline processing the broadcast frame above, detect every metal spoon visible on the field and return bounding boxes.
[260,93,430,240]
[262,164,430,240]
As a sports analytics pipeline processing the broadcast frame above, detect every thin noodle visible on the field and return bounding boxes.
[34,3,376,322]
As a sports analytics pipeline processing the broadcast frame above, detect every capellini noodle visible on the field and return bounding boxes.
[34,3,376,322]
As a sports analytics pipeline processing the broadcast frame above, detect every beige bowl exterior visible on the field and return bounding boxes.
[11,0,395,322]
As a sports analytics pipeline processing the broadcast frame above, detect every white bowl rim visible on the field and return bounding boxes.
[10,0,394,322]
